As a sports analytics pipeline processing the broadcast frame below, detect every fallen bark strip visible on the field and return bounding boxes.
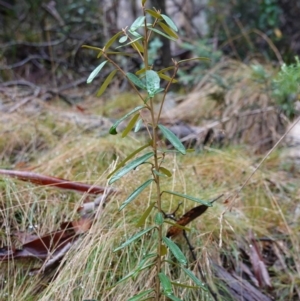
[0,169,117,195]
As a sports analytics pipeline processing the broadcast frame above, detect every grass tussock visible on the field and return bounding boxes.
[1,65,300,300]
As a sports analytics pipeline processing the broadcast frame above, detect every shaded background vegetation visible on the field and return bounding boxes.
[0,0,299,94]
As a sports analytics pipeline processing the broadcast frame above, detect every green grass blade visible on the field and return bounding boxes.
[127,289,154,301]
[109,105,145,135]
[162,190,212,206]
[119,179,153,211]
[181,267,207,290]
[87,60,107,84]
[158,124,186,154]
[136,202,155,227]
[96,69,117,97]
[162,236,187,266]
[109,152,154,184]
[114,226,155,251]
[165,295,182,301]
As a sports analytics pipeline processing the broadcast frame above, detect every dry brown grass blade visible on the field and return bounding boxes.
[249,231,272,289]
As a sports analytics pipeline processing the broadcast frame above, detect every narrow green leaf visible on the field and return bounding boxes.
[161,14,178,32]
[119,36,128,43]
[109,152,154,184]
[112,254,156,288]
[147,27,177,41]
[119,179,153,211]
[165,295,182,301]
[127,73,146,90]
[122,113,140,138]
[114,226,155,251]
[159,272,173,296]
[134,118,143,133]
[116,36,143,49]
[136,202,155,227]
[158,66,175,74]
[154,212,164,225]
[96,69,117,97]
[153,169,168,178]
[162,191,212,207]
[81,45,102,52]
[159,167,172,177]
[171,281,198,289]
[97,51,103,59]
[131,40,144,53]
[142,0,147,6]
[136,264,156,279]
[182,267,207,290]
[128,30,143,38]
[130,16,146,31]
[136,253,157,269]
[158,124,186,154]
[87,60,108,84]
[112,270,136,287]
[160,245,168,256]
[127,289,154,301]
[162,236,187,266]
[107,142,151,178]
[106,51,134,56]
[136,68,146,76]
[178,57,210,64]
[145,9,162,19]
[158,22,178,39]
[151,88,165,96]
[158,73,178,83]
[146,70,160,96]
[104,31,123,51]
[109,105,145,135]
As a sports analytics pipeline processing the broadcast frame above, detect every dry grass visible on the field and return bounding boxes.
[1,61,299,300]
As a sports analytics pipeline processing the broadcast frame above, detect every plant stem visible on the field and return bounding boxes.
[150,97,163,301]
[142,8,162,300]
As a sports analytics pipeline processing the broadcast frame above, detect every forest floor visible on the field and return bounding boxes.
[1,60,300,300]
